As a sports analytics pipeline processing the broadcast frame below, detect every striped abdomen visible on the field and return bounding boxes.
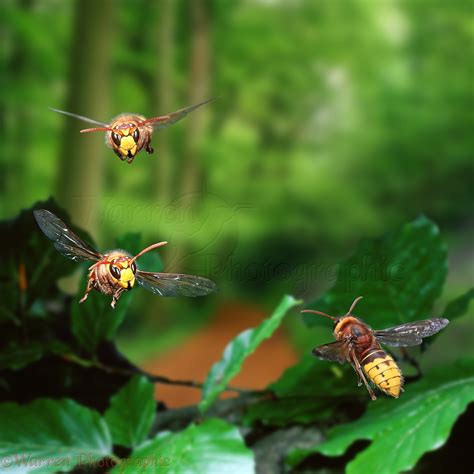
[361,348,403,398]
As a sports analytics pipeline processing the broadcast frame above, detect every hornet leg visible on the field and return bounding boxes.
[79,278,94,304]
[350,351,377,401]
[111,288,125,309]
[145,137,154,154]
[350,360,364,387]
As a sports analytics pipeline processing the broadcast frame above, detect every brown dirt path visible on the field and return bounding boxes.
[142,302,298,408]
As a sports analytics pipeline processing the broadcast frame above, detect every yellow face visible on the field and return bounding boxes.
[110,125,140,159]
[109,259,137,289]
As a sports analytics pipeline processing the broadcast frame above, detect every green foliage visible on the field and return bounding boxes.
[0,199,85,325]
[0,340,68,371]
[105,375,156,449]
[199,295,301,413]
[245,356,360,427]
[287,360,474,474]
[71,289,133,353]
[443,288,474,322]
[0,399,112,473]
[0,374,253,473]
[0,203,472,473]
[0,199,92,370]
[303,216,447,328]
[113,419,254,474]
[270,355,355,399]
[0,202,151,415]
[0,342,45,371]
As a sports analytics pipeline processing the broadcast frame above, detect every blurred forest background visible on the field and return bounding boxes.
[1,0,473,401]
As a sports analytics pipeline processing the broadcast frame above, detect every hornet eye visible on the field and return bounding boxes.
[110,265,121,279]
[131,262,137,273]
[111,132,121,147]
[132,129,140,142]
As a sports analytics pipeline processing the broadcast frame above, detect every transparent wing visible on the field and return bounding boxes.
[312,340,350,364]
[142,98,214,130]
[136,271,218,297]
[34,209,101,263]
[374,318,449,347]
[49,107,108,127]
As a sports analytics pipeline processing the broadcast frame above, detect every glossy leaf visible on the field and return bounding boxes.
[0,341,47,371]
[424,288,474,346]
[303,216,447,329]
[0,199,89,322]
[199,295,301,413]
[443,288,474,321]
[0,340,69,371]
[113,418,254,474]
[105,375,156,448]
[270,354,356,398]
[0,398,112,473]
[245,397,334,427]
[245,355,361,426]
[287,360,474,473]
[71,283,132,352]
[0,200,95,369]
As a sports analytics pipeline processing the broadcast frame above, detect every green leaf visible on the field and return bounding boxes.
[244,355,361,426]
[113,418,254,474]
[0,341,46,371]
[0,199,90,321]
[443,288,474,321]
[245,397,334,427]
[71,283,133,352]
[0,340,69,370]
[304,216,447,329]
[270,354,356,398]
[424,288,474,346]
[287,360,474,474]
[0,398,112,473]
[199,295,301,413]
[105,375,156,448]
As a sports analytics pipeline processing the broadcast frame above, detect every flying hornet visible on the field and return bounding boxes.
[34,210,217,308]
[49,98,213,163]
[302,297,449,400]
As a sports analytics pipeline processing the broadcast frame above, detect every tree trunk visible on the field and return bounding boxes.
[166,0,211,271]
[154,0,175,203]
[55,0,114,237]
[179,0,211,206]
[2,0,34,208]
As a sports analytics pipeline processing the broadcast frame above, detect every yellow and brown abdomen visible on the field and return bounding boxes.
[361,348,403,398]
